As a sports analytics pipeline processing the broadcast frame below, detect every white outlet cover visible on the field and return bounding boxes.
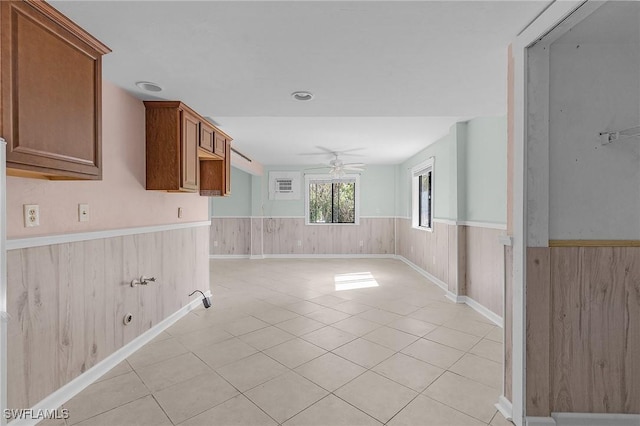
[24,204,39,227]
[79,204,90,222]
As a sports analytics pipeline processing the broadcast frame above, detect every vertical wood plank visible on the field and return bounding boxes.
[103,236,122,355]
[251,218,263,257]
[504,244,513,400]
[57,242,86,385]
[551,247,640,413]
[434,222,449,284]
[465,227,504,316]
[83,238,106,371]
[526,246,551,416]
[7,249,28,409]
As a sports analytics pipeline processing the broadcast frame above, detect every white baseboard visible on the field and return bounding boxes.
[446,292,465,303]
[527,417,557,426]
[527,413,640,426]
[495,395,513,421]
[250,255,265,260]
[396,256,503,327]
[261,254,396,259]
[8,291,211,426]
[395,256,448,292]
[209,254,251,259]
[462,295,503,327]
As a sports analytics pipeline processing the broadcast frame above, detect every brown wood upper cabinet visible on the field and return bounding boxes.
[200,121,215,154]
[214,132,226,158]
[145,100,232,195]
[3,0,110,180]
[144,101,200,192]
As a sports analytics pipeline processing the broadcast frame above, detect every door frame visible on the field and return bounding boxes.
[511,2,606,425]
[1,138,7,426]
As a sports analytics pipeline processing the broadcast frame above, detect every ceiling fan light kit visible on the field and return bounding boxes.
[304,149,366,179]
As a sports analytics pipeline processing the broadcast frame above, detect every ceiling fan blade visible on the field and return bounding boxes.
[339,147,366,154]
[344,163,366,167]
[315,146,337,154]
[343,167,364,171]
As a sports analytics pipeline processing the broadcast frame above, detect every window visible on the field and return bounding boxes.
[412,158,434,230]
[305,174,360,225]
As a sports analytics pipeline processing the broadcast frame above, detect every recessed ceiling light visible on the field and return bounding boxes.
[291,91,314,101]
[136,81,163,92]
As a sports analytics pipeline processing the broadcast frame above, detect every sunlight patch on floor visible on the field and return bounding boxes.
[334,272,379,291]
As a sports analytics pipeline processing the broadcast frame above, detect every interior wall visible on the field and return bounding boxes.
[464,117,507,224]
[524,2,640,417]
[7,226,209,409]
[210,119,509,319]
[7,81,208,239]
[5,81,212,410]
[549,16,640,240]
[396,132,454,220]
[209,167,252,217]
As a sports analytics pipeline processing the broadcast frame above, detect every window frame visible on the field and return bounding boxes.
[304,174,360,226]
[411,158,434,232]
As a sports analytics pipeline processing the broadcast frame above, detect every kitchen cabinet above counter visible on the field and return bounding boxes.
[144,100,232,196]
[3,0,111,180]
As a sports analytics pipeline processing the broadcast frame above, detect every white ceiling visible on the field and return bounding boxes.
[52,0,551,166]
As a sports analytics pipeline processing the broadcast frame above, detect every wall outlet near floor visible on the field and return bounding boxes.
[178,207,183,218]
[23,204,40,227]
[297,240,302,247]
[78,204,90,222]
[432,255,436,264]
[213,241,218,247]
[359,240,364,247]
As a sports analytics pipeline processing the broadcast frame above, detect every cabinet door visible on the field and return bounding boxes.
[214,133,226,158]
[181,110,200,191]
[2,1,109,179]
[200,122,214,153]
[225,140,232,195]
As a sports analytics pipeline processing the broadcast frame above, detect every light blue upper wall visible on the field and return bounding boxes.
[464,116,507,224]
[211,117,507,223]
[359,165,396,216]
[396,132,454,219]
[210,167,252,217]
[396,117,507,225]
[260,165,397,217]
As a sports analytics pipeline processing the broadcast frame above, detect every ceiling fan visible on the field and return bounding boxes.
[305,151,366,178]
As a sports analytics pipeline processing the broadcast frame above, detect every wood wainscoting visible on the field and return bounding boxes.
[211,217,395,257]
[6,225,209,409]
[526,245,640,416]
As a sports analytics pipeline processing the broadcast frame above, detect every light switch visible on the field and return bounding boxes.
[78,204,90,222]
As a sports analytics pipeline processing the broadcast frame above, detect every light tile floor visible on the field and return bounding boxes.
[50,258,513,426]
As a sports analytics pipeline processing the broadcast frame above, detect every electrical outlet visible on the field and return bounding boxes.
[24,204,39,227]
[297,240,302,247]
[432,255,436,264]
[359,240,364,247]
[213,241,218,247]
[78,204,90,222]
[178,207,183,218]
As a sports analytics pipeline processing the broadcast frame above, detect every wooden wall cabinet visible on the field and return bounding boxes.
[145,100,232,195]
[144,101,200,192]
[3,0,110,180]
[200,137,231,197]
